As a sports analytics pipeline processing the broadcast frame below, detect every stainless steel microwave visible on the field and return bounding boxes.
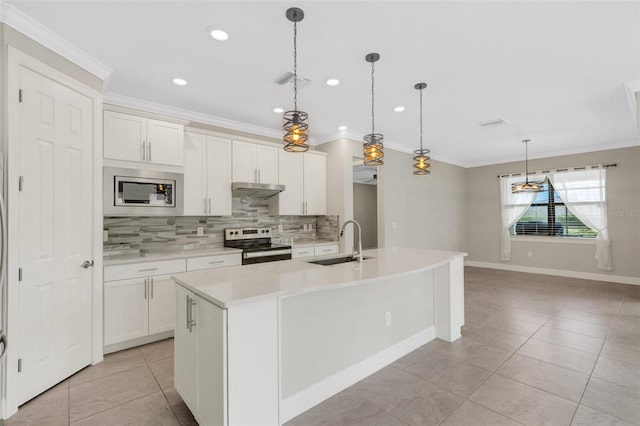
[103,167,184,216]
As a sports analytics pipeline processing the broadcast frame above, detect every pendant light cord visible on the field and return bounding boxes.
[524,139,530,184]
[371,61,375,134]
[419,86,423,151]
[293,20,298,111]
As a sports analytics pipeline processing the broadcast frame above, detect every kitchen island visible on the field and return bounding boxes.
[171,247,466,426]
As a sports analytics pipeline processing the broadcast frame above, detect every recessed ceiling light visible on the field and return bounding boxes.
[172,78,188,86]
[394,106,405,112]
[210,29,229,41]
[273,107,284,113]
[326,78,340,86]
[338,125,348,131]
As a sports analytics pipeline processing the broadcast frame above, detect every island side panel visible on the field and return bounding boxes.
[227,297,279,426]
[434,255,465,342]
[279,270,435,422]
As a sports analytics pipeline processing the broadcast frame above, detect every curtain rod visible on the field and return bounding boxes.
[497,163,617,178]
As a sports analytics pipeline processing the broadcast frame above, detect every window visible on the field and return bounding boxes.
[512,181,597,238]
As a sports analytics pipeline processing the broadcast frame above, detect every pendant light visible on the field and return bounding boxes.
[282,7,309,152]
[512,139,544,193]
[363,53,384,166]
[413,82,431,175]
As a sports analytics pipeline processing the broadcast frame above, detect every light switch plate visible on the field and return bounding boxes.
[103,230,108,242]
[197,226,204,236]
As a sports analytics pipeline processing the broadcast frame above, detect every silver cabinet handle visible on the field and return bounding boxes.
[144,278,148,299]
[189,298,196,330]
[148,141,152,162]
[81,260,94,269]
[150,277,154,299]
[142,141,146,161]
[137,267,158,272]
[209,260,224,265]
[258,169,261,183]
[0,333,7,362]
[185,295,191,330]
[254,169,258,183]
[208,198,212,215]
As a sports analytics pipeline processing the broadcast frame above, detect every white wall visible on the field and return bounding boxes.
[465,146,640,280]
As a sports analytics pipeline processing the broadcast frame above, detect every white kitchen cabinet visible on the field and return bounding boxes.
[103,259,185,350]
[278,151,327,215]
[232,140,279,185]
[292,243,339,259]
[292,246,314,259]
[186,253,241,271]
[174,285,279,426]
[184,132,232,216]
[104,110,184,166]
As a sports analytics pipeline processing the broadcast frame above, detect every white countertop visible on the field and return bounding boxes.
[172,247,467,308]
[103,246,242,266]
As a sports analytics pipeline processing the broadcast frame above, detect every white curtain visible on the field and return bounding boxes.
[499,174,543,261]
[549,168,612,270]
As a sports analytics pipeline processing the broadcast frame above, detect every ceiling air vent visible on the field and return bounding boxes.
[479,118,509,127]
[274,71,312,89]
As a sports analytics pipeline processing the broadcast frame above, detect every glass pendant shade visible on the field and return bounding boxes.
[413,82,431,175]
[512,139,543,193]
[282,7,309,152]
[363,53,384,165]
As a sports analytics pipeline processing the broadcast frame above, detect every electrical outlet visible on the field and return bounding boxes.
[385,311,391,327]
[527,250,533,258]
[197,226,205,236]
[278,224,283,232]
[103,230,108,242]
[309,223,314,231]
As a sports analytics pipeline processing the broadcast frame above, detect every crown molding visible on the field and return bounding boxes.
[104,92,298,142]
[0,0,112,80]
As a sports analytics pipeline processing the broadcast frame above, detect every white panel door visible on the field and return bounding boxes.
[304,153,327,215]
[278,150,304,215]
[148,274,176,335]
[256,145,279,184]
[146,119,184,166]
[18,66,93,404]
[232,141,257,183]
[183,132,207,215]
[103,110,145,162]
[206,136,232,216]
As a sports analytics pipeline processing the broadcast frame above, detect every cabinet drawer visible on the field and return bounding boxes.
[292,247,315,259]
[187,253,241,271]
[105,258,186,282]
[314,244,339,256]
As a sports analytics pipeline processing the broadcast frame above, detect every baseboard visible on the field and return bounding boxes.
[280,326,436,423]
[102,330,174,355]
[464,261,640,286]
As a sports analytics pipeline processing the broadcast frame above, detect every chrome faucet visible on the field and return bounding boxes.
[340,220,363,263]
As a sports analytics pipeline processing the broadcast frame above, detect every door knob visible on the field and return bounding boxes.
[81,260,95,269]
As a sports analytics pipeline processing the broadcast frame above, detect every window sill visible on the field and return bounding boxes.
[511,235,596,245]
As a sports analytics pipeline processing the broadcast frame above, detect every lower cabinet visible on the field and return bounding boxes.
[174,285,279,426]
[292,243,340,259]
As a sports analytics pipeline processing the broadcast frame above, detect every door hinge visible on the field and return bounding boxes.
[18,359,22,372]
[18,268,22,281]
[19,176,24,191]
[18,89,23,103]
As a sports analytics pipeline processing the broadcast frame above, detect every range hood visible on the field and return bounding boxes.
[231,182,285,198]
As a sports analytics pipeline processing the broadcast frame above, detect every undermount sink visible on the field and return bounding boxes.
[307,255,373,266]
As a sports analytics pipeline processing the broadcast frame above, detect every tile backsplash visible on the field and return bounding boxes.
[104,197,339,257]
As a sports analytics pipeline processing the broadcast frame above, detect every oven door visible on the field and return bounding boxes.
[243,249,292,265]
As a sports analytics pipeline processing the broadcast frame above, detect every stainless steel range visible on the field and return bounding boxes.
[224,227,292,265]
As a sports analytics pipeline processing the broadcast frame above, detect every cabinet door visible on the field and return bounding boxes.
[174,286,198,414]
[256,144,279,184]
[104,278,148,346]
[206,136,232,215]
[104,111,145,162]
[184,132,207,215]
[303,153,327,215]
[146,119,184,166]
[196,295,227,426]
[148,274,176,335]
[278,150,304,215]
[232,141,257,182]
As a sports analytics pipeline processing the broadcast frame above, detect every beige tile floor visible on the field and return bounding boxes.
[6,267,640,425]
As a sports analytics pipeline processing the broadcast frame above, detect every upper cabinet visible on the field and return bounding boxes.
[104,110,184,166]
[184,132,232,216]
[232,141,278,185]
[278,151,326,215]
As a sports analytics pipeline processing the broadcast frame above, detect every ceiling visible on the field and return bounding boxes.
[6,1,639,167]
